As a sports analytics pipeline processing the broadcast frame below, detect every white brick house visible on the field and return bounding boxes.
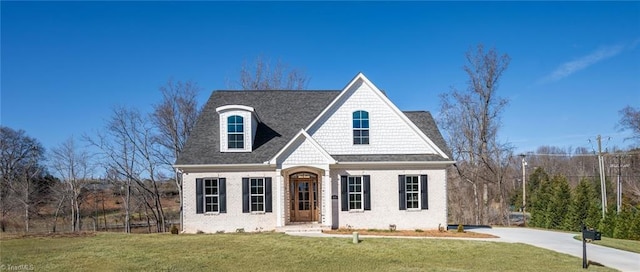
[174,73,454,233]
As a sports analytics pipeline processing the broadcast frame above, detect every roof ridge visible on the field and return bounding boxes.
[213,90,341,93]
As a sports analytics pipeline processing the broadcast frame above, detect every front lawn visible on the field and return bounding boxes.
[1,232,615,271]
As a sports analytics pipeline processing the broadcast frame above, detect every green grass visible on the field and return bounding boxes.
[1,232,615,272]
[574,235,640,254]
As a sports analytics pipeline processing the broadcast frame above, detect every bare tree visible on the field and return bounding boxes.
[50,136,93,232]
[232,56,309,90]
[439,44,511,225]
[88,106,167,232]
[151,79,201,230]
[619,106,640,144]
[0,126,45,232]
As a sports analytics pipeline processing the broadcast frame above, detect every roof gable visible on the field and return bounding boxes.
[268,130,336,167]
[305,73,450,159]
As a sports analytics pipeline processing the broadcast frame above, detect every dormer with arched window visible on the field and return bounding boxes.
[216,105,260,152]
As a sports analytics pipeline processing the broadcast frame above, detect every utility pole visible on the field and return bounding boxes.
[520,154,527,226]
[617,156,621,214]
[609,154,629,214]
[597,135,607,219]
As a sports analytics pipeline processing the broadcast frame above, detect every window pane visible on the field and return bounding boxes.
[361,130,369,137]
[353,111,360,119]
[362,120,369,128]
[361,111,368,119]
[361,137,369,144]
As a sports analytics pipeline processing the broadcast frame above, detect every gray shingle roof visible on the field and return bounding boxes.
[176,90,451,165]
[176,90,340,165]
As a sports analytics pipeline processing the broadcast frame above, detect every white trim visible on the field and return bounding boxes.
[305,73,450,159]
[346,175,364,211]
[173,164,275,173]
[215,105,261,122]
[305,73,364,133]
[203,178,221,213]
[333,160,456,167]
[404,175,420,210]
[249,177,266,213]
[267,129,336,165]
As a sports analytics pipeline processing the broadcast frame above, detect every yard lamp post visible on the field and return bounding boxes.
[520,154,527,227]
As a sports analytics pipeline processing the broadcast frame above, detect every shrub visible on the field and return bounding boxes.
[457,224,464,233]
[170,225,179,235]
[389,224,397,232]
[415,229,423,232]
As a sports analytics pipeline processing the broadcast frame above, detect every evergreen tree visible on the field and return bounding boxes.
[628,205,640,240]
[528,168,551,228]
[566,178,601,231]
[598,205,617,237]
[546,175,571,230]
[613,208,632,239]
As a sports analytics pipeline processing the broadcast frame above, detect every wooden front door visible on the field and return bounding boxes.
[290,173,317,222]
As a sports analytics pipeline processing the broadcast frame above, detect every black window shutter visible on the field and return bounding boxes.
[219,178,226,213]
[398,175,406,210]
[196,178,203,214]
[265,177,272,213]
[242,178,249,213]
[341,176,348,211]
[363,175,371,211]
[421,175,428,210]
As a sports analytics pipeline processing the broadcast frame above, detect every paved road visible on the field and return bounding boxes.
[471,227,640,272]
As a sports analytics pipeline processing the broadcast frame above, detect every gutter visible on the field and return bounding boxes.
[173,163,276,171]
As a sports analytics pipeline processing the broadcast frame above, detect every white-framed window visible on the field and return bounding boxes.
[227,115,244,149]
[353,110,369,145]
[348,176,363,210]
[398,175,428,210]
[204,178,219,213]
[405,175,420,209]
[196,177,225,214]
[250,178,265,212]
[341,175,371,211]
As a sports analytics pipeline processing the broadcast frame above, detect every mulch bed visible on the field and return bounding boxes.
[323,229,498,238]
[0,231,96,240]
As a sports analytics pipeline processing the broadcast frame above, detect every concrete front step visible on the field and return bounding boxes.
[276,224,329,233]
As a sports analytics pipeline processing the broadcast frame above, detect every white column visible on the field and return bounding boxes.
[275,169,284,227]
[323,168,332,228]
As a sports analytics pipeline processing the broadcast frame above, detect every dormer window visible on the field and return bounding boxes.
[227,115,244,149]
[216,105,260,153]
[353,110,369,145]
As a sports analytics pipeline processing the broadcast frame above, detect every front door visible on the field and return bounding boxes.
[290,173,317,222]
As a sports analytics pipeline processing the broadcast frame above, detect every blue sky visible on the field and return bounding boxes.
[2,1,639,156]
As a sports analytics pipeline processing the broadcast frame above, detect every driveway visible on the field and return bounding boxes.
[471,227,640,272]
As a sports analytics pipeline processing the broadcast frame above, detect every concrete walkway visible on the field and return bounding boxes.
[287,228,640,272]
